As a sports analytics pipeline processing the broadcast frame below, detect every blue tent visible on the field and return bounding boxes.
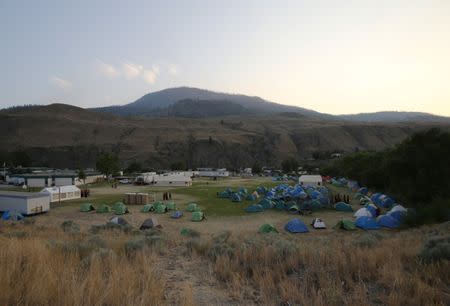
[246,194,257,201]
[380,197,395,208]
[355,216,380,230]
[238,187,248,195]
[275,201,285,210]
[284,218,309,233]
[259,198,274,209]
[309,190,321,199]
[335,202,353,212]
[256,186,267,195]
[2,210,24,221]
[231,193,242,202]
[377,215,400,228]
[389,210,406,222]
[245,204,264,213]
[357,187,368,195]
[171,211,183,219]
[365,204,377,217]
[311,199,321,210]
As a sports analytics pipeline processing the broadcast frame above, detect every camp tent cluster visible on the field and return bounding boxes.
[219,183,330,215]
[80,202,129,215]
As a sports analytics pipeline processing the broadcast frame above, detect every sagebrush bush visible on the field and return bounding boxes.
[61,220,80,233]
[418,236,450,263]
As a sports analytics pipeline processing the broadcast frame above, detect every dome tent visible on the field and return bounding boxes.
[355,216,380,230]
[246,194,257,201]
[191,211,205,222]
[365,204,378,217]
[140,218,160,230]
[80,203,95,212]
[114,204,129,215]
[231,193,242,202]
[97,204,112,213]
[2,210,24,221]
[171,211,183,219]
[155,204,168,214]
[285,218,309,233]
[186,203,200,212]
[377,214,401,228]
[166,201,177,210]
[109,216,128,226]
[258,224,278,234]
[140,204,154,213]
[354,207,373,218]
[357,187,368,195]
[259,198,274,209]
[389,204,407,214]
[335,202,353,212]
[334,219,356,230]
[245,204,264,213]
[311,218,326,229]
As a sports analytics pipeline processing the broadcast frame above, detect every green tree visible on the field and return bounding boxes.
[77,168,86,188]
[96,153,119,179]
[125,161,142,173]
[281,158,299,173]
[252,162,262,174]
[170,161,185,171]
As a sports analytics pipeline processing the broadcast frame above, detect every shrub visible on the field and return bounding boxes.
[180,228,200,238]
[61,220,80,234]
[352,234,379,248]
[207,242,234,261]
[22,218,36,225]
[6,231,28,239]
[418,236,450,263]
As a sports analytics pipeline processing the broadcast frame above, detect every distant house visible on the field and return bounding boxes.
[8,171,102,188]
[0,191,50,215]
[299,175,323,187]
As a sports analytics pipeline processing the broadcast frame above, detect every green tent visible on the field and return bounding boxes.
[186,203,199,212]
[155,204,168,214]
[141,204,154,213]
[80,203,95,212]
[334,219,356,230]
[113,204,129,215]
[166,201,177,211]
[191,211,205,222]
[335,202,353,212]
[311,199,321,211]
[258,224,278,234]
[112,202,125,211]
[288,204,299,212]
[96,204,111,213]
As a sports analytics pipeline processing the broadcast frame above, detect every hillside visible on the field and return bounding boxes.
[92,87,327,117]
[91,87,450,123]
[2,104,449,169]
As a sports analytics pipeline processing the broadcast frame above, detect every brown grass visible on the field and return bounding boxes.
[0,220,448,305]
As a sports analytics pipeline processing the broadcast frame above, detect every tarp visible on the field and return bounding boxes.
[355,216,380,230]
[2,210,24,221]
[245,204,264,213]
[80,203,95,212]
[335,202,353,212]
[258,224,278,233]
[140,218,159,230]
[141,204,154,213]
[377,214,401,228]
[171,210,183,219]
[285,218,309,233]
[96,204,112,213]
[334,219,356,230]
[191,211,204,222]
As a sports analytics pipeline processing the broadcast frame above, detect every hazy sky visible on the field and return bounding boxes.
[1,0,449,115]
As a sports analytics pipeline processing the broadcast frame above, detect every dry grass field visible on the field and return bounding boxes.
[0,177,449,305]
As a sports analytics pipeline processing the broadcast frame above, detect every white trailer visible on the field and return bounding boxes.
[299,175,323,187]
[0,191,50,215]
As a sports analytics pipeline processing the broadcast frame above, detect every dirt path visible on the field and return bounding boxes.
[159,244,240,306]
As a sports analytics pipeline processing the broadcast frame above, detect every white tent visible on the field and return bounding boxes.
[299,175,323,187]
[40,185,81,203]
[388,205,407,214]
[354,207,373,218]
[311,218,326,229]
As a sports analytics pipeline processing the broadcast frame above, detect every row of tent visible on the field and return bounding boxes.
[81,201,206,221]
[259,218,326,233]
[1,210,24,221]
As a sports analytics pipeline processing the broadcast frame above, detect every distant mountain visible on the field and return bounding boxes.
[92,86,327,117]
[337,111,450,122]
[167,99,250,118]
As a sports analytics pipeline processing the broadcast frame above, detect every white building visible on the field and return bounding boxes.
[0,191,50,215]
[197,168,229,177]
[152,174,192,187]
[40,185,81,203]
[299,175,323,187]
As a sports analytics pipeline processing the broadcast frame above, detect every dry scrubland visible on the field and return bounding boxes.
[0,218,448,306]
